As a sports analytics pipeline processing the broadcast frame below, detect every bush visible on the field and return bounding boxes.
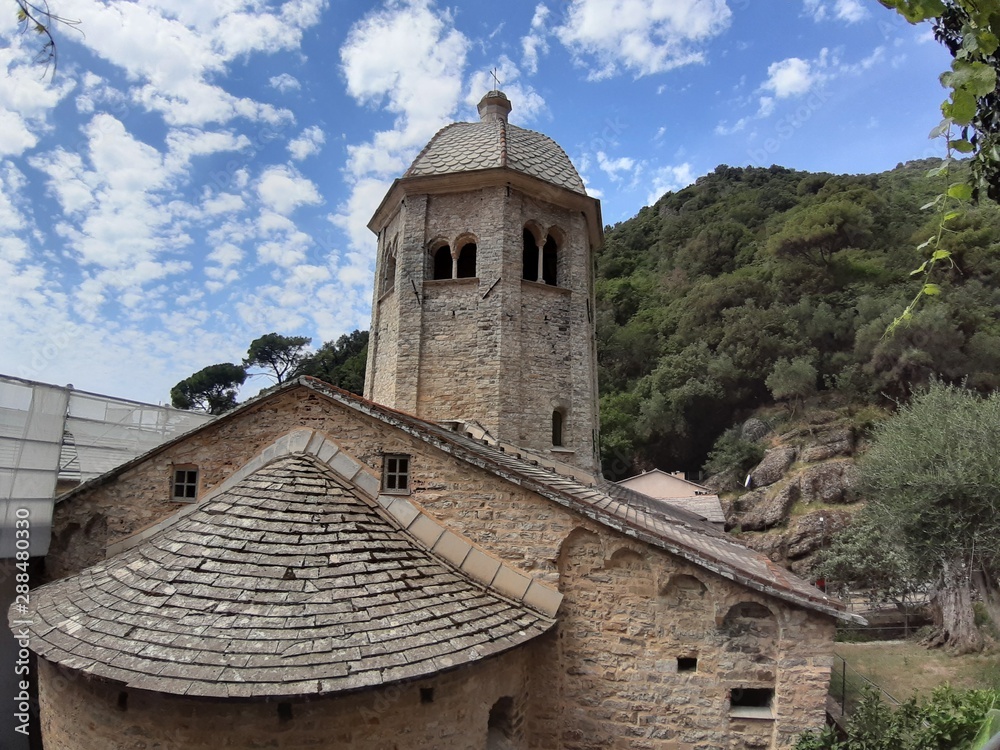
[794,686,1000,750]
[702,426,766,480]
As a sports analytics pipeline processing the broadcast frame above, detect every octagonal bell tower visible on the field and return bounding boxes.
[364,91,603,474]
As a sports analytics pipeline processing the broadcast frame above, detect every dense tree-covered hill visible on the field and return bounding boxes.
[596,160,1000,479]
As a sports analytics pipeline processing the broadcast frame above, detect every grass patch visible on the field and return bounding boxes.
[835,642,1000,700]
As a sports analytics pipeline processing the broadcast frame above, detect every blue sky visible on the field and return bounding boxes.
[0,0,952,405]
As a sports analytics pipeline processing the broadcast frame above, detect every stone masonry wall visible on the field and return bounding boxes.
[417,279,486,421]
[365,207,405,404]
[502,191,599,470]
[36,646,532,750]
[365,184,599,473]
[45,386,834,749]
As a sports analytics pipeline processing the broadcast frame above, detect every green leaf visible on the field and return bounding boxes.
[880,0,945,22]
[929,121,950,139]
[963,61,997,97]
[951,138,975,153]
[923,283,942,296]
[977,31,1000,55]
[943,210,961,221]
[947,182,973,200]
[910,261,929,276]
[931,249,952,261]
[949,88,977,125]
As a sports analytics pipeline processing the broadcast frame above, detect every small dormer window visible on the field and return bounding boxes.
[172,467,198,501]
[383,454,411,494]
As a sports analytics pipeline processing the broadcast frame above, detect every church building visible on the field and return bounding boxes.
[13,92,853,750]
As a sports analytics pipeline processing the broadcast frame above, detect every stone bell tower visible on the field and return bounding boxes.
[364,91,603,473]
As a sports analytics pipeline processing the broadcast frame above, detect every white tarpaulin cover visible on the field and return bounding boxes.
[0,375,213,557]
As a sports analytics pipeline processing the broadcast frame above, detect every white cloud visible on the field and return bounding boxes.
[288,125,326,160]
[596,150,635,181]
[555,0,732,79]
[0,45,75,157]
[761,57,818,99]
[521,4,550,75]
[803,0,868,23]
[270,73,302,93]
[256,165,322,215]
[337,0,468,258]
[714,117,749,136]
[464,56,546,124]
[646,162,695,205]
[202,191,247,216]
[47,0,322,127]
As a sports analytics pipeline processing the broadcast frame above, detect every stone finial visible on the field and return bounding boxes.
[478,90,512,123]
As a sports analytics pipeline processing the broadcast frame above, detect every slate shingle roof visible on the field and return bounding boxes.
[297,380,859,623]
[404,120,587,195]
[45,377,859,623]
[24,454,553,698]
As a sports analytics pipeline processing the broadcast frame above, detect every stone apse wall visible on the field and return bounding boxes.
[45,386,834,749]
[35,649,533,750]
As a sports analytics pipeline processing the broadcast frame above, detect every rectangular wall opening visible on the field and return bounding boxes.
[729,687,774,719]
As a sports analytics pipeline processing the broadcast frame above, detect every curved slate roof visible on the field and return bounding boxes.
[23,454,552,698]
[404,120,586,195]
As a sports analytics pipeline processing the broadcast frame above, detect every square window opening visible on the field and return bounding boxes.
[172,468,198,501]
[383,455,411,494]
[677,657,697,673]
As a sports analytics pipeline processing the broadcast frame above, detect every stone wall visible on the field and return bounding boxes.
[45,386,834,749]
[417,278,485,420]
[36,646,532,750]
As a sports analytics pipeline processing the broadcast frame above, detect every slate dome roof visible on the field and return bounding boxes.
[404,91,586,195]
[22,453,552,698]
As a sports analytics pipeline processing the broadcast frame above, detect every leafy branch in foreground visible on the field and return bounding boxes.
[14,0,81,77]
[879,1,999,331]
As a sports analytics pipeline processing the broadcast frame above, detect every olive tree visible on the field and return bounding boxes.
[857,381,1000,652]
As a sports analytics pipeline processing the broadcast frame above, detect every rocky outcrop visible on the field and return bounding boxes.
[798,461,857,505]
[736,480,799,531]
[725,409,868,575]
[749,447,796,488]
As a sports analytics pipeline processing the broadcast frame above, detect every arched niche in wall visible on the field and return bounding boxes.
[659,573,708,605]
[556,527,602,589]
[605,547,655,598]
[455,234,478,278]
[381,241,397,295]
[486,696,518,750]
[522,224,543,282]
[428,238,452,280]
[542,225,565,286]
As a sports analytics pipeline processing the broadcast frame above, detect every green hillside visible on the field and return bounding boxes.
[596,160,1000,479]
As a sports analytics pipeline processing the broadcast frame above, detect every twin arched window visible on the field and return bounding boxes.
[523,228,559,285]
[430,241,477,280]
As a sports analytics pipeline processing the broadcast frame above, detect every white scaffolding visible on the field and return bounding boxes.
[0,375,214,557]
